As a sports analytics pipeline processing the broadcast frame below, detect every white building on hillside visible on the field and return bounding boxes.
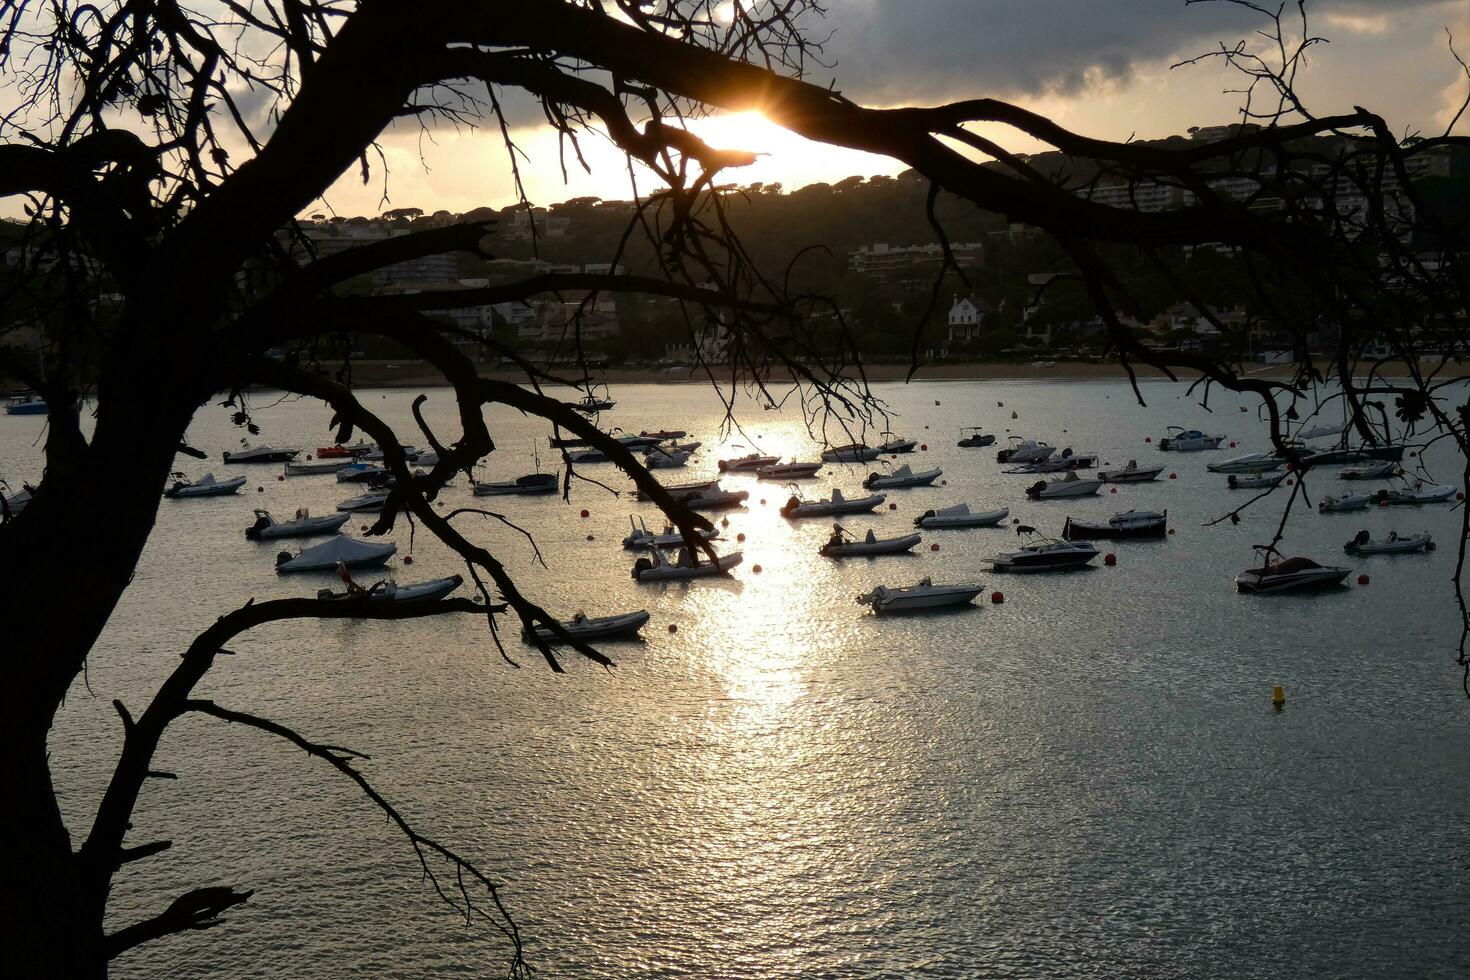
[947,295,991,345]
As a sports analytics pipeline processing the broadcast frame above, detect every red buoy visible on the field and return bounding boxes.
[403,555,413,565]
[277,475,285,481]
[1110,487,1118,494]
[1145,436,1152,443]
[1357,574,1370,586]
[1458,492,1466,501]
[580,509,589,518]
[930,543,940,552]
[921,444,928,451]
[759,499,766,506]
[668,624,678,634]
[306,454,313,461]
[889,502,897,510]
[990,591,1004,604]
[1229,442,1237,448]
[736,532,746,542]
[1104,553,1117,566]
[1287,478,1294,485]
[1169,473,1178,480]
[752,564,762,574]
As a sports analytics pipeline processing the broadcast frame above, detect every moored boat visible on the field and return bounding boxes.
[1299,444,1406,468]
[645,448,691,469]
[285,458,356,476]
[222,443,300,464]
[1208,452,1285,474]
[337,462,389,483]
[1374,481,1455,506]
[1343,529,1432,555]
[525,609,652,643]
[4,393,48,415]
[988,532,1099,572]
[863,464,941,490]
[957,427,995,448]
[631,545,742,580]
[1227,472,1286,490]
[876,436,918,454]
[756,460,822,480]
[780,487,885,518]
[275,534,397,573]
[821,443,882,463]
[639,430,686,441]
[1157,427,1225,451]
[622,516,718,550]
[1025,473,1102,499]
[474,472,559,496]
[856,578,982,614]
[684,483,749,511]
[1319,492,1374,513]
[317,573,464,603]
[633,478,719,502]
[996,437,1054,464]
[2,483,34,514]
[1338,461,1400,480]
[246,508,352,540]
[164,473,247,498]
[914,503,1009,528]
[1097,460,1164,483]
[1061,509,1167,540]
[1235,554,1350,593]
[820,525,923,558]
[337,489,392,513]
[718,452,779,472]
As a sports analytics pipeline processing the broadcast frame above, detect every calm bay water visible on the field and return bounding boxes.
[14,378,1469,978]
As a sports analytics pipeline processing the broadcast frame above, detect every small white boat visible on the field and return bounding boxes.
[1375,482,1456,506]
[1319,492,1375,513]
[246,508,351,540]
[914,503,1009,529]
[996,438,1054,464]
[645,448,691,469]
[857,577,982,614]
[863,464,941,490]
[1062,510,1167,540]
[780,487,886,518]
[684,483,749,511]
[718,452,780,472]
[165,473,247,498]
[957,427,995,448]
[989,533,1099,573]
[1295,422,1347,441]
[1344,529,1432,555]
[1235,555,1350,593]
[284,458,355,476]
[566,448,609,463]
[1025,473,1102,499]
[525,609,652,643]
[1208,452,1284,474]
[622,516,718,550]
[820,526,923,558]
[631,546,742,580]
[1030,450,1099,473]
[1339,461,1400,480]
[337,489,392,513]
[337,462,389,483]
[1227,472,1286,490]
[317,574,464,603]
[634,478,719,502]
[474,472,559,496]
[1097,460,1164,483]
[1158,428,1225,452]
[357,444,418,462]
[876,436,918,454]
[756,460,822,480]
[222,443,300,464]
[821,443,882,463]
[275,534,397,573]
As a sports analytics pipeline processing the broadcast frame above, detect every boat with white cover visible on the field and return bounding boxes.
[821,443,882,463]
[285,458,355,476]
[957,427,995,448]
[718,452,779,472]
[1344,529,1432,555]
[1208,452,1285,474]
[1062,510,1167,540]
[222,443,300,464]
[1025,473,1102,499]
[876,436,918,454]
[565,448,608,463]
[1097,460,1163,483]
[645,448,691,469]
[525,609,651,643]
[1375,481,1455,506]
[474,472,559,496]
[1319,492,1375,513]
[757,460,822,480]
[246,508,351,540]
[1339,461,1400,480]
[684,483,750,511]
[1158,427,1225,452]
[165,473,247,498]
[914,503,1009,528]
[622,516,718,550]
[820,525,923,558]
[1295,422,1347,441]
[1227,472,1286,490]
[780,487,885,518]
[988,533,1099,572]
[864,465,940,490]
[317,573,464,603]
[337,489,391,512]
[337,462,389,483]
[631,546,742,580]
[1235,554,1350,593]
[996,438,1055,464]
[633,478,719,502]
[275,534,397,573]
[856,577,982,614]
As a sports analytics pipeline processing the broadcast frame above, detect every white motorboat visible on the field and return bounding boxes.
[1208,452,1285,474]
[914,503,1009,528]
[856,577,982,614]
[357,445,419,462]
[1295,422,1347,441]
[573,388,615,413]
[337,462,389,483]
[1235,555,1350,593]
[863,464,941,490]
[525,609,652,643]
[1344,529,1432,556]
[1157,427,1225,451]
[1227,472,1286,490]
[317,574,464,603]
[275,534,397,573]
[996,438,1055,463]
[566,448,609,463]
[631,546,743,580]
[1375,481,1456,506]
[1005,450,1098,474]
[756,460,822,480]
[718,452,780,472]
[684,483,750,511]
[1338,461,1400,480]
[821,443,882,463]
[645,448,691,469]
[222,443,300,464]
[622,516,718,550]
[1097,460,1164,483]
[1025,473,1102,499]
[165,473,247,498]
[1319,492,1375,513]
[957,427,996,448]
[820,526,923,558]
[284,458,355,476]
[337,489,392,513]
[876,436,918,454]
[246,508,351,540]
[633,478,719,502]
[1061,510,1167,540]
[474,472,559,496]
[780,487,886,518]
[988,533,1099,573]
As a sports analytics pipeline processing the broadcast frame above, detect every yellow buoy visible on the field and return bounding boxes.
[1272,685,1286,710]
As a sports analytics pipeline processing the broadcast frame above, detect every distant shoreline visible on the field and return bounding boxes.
[335,358,1421,389]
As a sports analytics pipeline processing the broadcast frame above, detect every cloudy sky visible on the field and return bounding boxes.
[312,0,1469,216]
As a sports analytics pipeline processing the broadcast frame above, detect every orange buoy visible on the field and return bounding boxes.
[752,564,762,574]
[990,591,1004,604]
[1357,574,1370,585]
[737,532,746,542]
[759,498,766,506]
[668,624,678,634]
[930,543,940,552]
[579,509,589,518]
[1104,553,1117,566]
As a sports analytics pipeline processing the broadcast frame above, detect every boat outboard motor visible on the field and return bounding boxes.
[1346,529,1371,553]
[780,494,800,516]
[1061,447,1073,459]
[631,557,653,579]
[275,551,293,567]
[1027,480,1047,498]
[245,514,271,540]
[914,510,934,527]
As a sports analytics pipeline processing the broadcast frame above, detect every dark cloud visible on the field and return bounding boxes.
[817,0,1452,104]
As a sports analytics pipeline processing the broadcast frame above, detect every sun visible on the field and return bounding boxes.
[687,110,785,160]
